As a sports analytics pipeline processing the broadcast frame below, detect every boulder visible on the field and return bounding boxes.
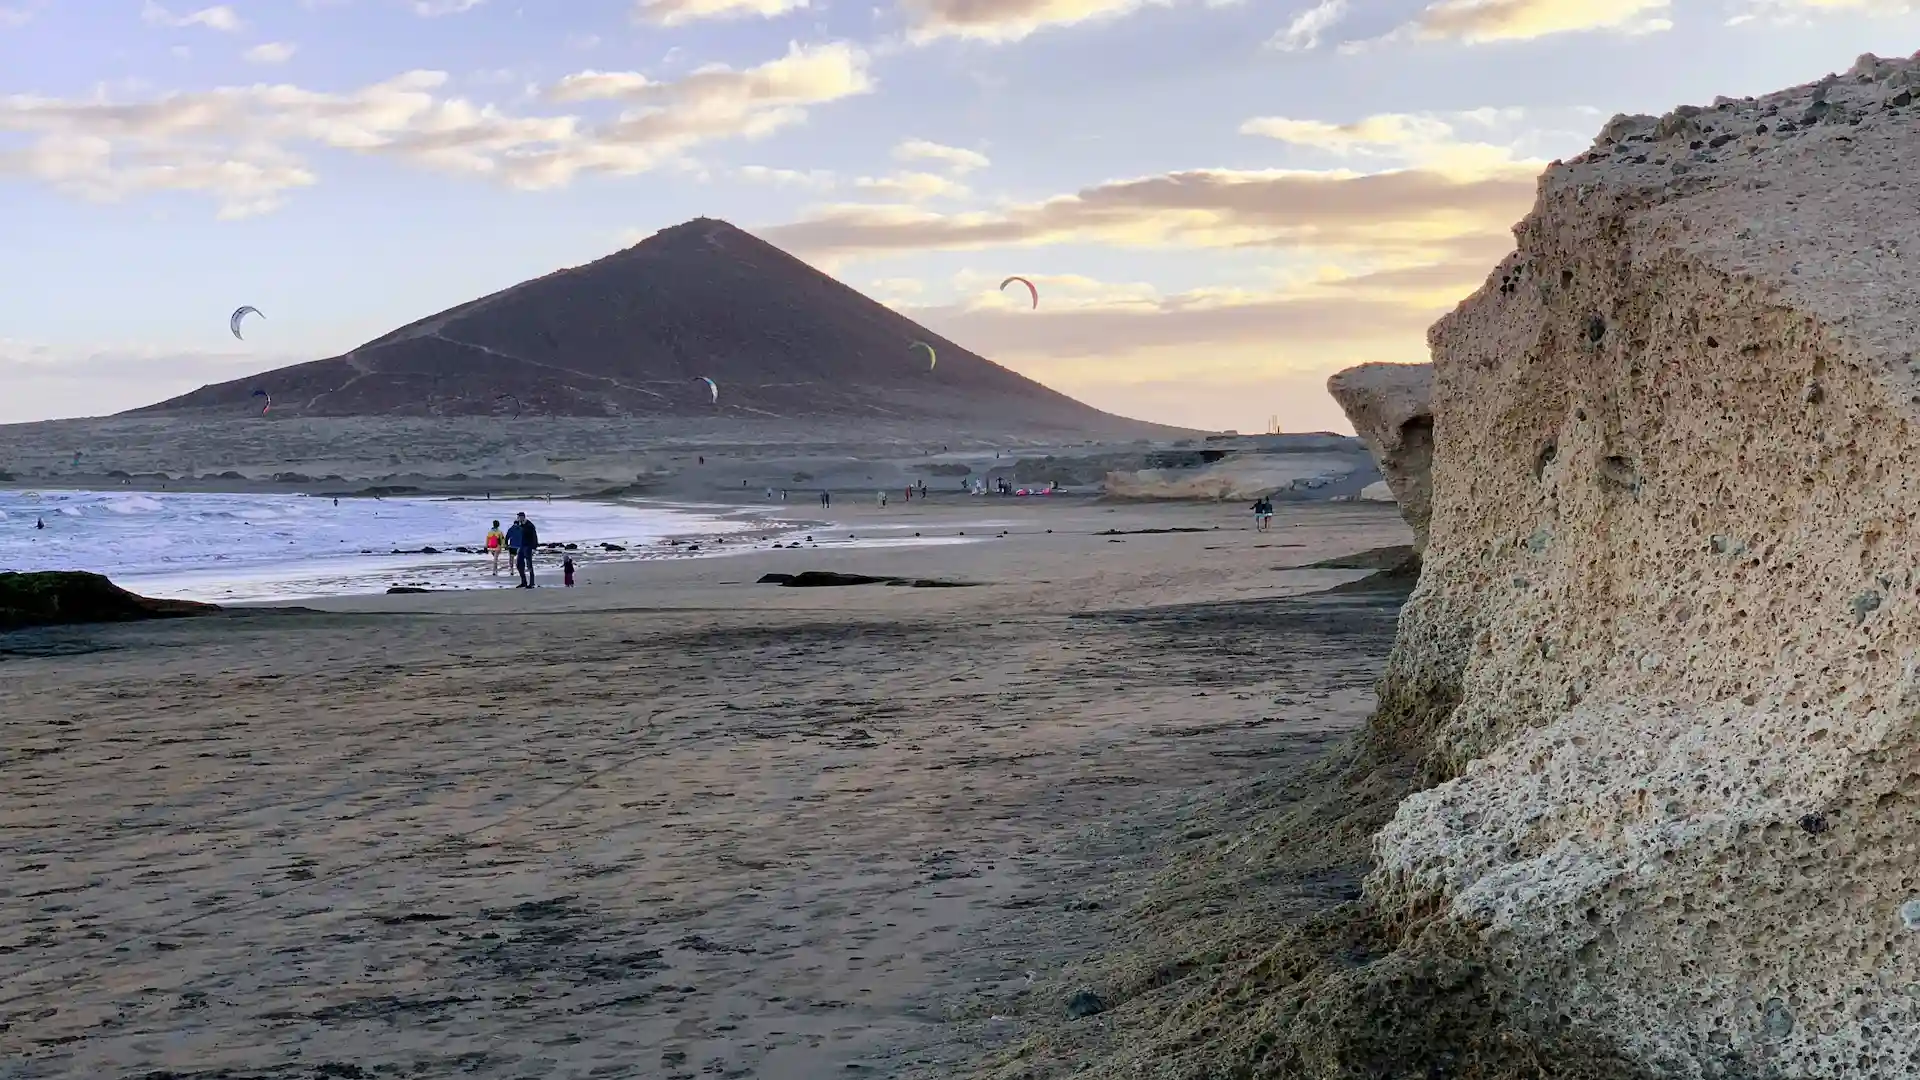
[1360,53,1920,1076]
[1327,362,1434,550]
[0,571,219,630]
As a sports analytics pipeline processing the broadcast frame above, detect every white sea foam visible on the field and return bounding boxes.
[0,490,764,603]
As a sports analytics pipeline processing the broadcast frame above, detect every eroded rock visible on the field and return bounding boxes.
[1327,362,1434,550]
[1364,51,1920,1076]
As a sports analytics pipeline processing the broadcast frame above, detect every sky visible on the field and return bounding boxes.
[1,1,1918,433]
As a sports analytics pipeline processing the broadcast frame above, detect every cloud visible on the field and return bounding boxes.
[141,1,244,31]
[243,41,298,64]
[758,166,1533,262]
[1240,110,1547,176]
[1727,0,1915,21]
[1269,0,1347,50]
[0,3,38,28]
[899,0,1173,43]
[892,137,988,173]
[633,0,808,26]
[854,170,969,200]
[412,0,484,14]
[1392,0,1671,43]
[888,267,1487,432]
[0,43,873,216]
[737,163,836,187]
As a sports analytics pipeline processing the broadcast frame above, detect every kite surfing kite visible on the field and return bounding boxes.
[251,388,271,414]
[495,393,522,418]
[1000,276,1038,310]
[230,306,263,340]
[910,341,936,371]
[696,376,718,405]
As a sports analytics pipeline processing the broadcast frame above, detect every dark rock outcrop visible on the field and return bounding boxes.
[756,571,979,588]
[0,571,218,630]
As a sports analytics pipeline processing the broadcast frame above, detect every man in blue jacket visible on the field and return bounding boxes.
[506,511,540,587]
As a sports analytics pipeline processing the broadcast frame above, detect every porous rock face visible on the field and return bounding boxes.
[1366,54,1920,1076]
[1327,362,1434,550]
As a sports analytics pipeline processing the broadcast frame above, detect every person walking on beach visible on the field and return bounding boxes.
[485,520,505,575]
[504,516,524,582]
[1250,497,1274,532]
[562,555,575,587]
[512,511,540,587]
[820,490,830,509]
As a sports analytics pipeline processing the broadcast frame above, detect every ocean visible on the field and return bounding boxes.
[0,489,766,603]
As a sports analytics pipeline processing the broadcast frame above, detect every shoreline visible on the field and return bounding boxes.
[6,487,1040,604]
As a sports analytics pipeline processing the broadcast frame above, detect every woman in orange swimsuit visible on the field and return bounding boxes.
[485,520,505,574]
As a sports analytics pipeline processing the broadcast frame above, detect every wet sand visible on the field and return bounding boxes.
[1,500,1411,1079]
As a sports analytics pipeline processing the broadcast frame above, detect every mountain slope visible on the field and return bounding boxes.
[134,218,1167,433]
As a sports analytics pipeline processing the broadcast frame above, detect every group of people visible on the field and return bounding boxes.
[1250,496,1275,531]
[483,511,573,588]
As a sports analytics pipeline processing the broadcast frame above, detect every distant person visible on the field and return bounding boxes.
[878,491,888,508]
[485,519,505,574]
[1251,497,1274,532]
[562,555,576,587]
[765,487,774,500]
[820,490,830,509]
[35,517,45,530]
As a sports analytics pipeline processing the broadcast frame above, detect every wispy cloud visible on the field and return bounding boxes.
[412,0,484,15]
[1728,0,1916,24]
[737,164,837,187]
[1387,0,1671,44]
[1240,110,1548,177]
[899,0,1178,43]
[1269,0,1347,50]
[141,1,244,31]
[242,41,298,64]
[633,0,808,26]
[892,138,989,173]
[854,170,970,200]
[758,166,1529,263]
[0,43,874,217]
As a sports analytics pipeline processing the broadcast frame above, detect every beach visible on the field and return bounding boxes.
[0,498,1411,1079]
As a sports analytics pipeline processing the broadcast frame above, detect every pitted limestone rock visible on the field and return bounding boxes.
[1365,51,1920,1079]
[1328,362,1434,551]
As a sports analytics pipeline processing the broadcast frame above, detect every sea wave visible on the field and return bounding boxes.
[1,490,757,602]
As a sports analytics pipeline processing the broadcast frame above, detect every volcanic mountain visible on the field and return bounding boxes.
[136,218,1167,434]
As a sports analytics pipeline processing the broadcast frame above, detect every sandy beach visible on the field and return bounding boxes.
[1,498,1410,1079]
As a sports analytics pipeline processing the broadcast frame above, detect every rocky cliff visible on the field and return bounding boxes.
[1327,362,1434,549]
[1363,52,1920,1076]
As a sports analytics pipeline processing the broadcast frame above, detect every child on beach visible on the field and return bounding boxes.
[485,520,505,574]
[562,556,575,587]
